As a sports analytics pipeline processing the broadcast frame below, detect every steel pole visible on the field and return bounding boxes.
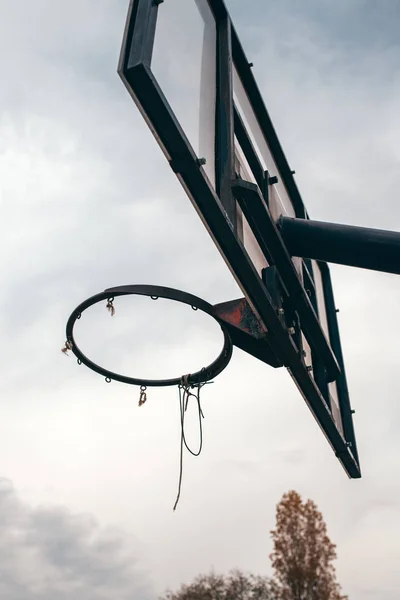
[279,217,400,275]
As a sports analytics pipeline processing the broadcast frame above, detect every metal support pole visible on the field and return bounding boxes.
[279,217,400,275]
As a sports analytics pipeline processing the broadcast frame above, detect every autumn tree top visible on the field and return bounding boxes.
[270,490,347,600]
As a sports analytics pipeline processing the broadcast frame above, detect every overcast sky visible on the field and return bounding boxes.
[1,0,400,599]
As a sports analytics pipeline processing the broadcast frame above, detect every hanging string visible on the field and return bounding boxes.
[106,298,115,316]
[173,376,207,511]
[61,340,73,355]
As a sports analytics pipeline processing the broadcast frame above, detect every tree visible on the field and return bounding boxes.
[161,570,278,600]
[270,490,347,600]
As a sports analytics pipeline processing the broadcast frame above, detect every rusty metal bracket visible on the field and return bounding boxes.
[213,297,282,368]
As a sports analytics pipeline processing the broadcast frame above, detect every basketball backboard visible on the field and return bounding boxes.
[118,0,360,477]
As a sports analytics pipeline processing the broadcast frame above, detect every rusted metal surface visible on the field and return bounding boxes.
[213,298,282,368]
[214,297,267,338]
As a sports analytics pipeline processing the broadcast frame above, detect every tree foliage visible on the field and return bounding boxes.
[270,490,347,600]
[161,570,278,600]
[161,490,348,600]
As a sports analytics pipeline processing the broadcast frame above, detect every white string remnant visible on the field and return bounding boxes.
[173,374,207,511]
[61,340,73,355]
[106,298,115,316]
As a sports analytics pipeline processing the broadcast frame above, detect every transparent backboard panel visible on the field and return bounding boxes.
[301,334,313,370]
[312,260,344,433]
[235,139,268,275]
[268,183,296,223]
[151,0,216,187]
[234,136,257,185]
[241,212,269,275]
[329,381,344,436]
[233,65,302,277]
[233,65,296,221]
[312,261,330,342]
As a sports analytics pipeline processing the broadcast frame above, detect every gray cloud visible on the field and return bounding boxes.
[0,479,152,599]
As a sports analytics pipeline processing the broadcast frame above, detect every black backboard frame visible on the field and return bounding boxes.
[118,0,360,478]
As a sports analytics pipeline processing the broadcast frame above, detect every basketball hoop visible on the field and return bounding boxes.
[64,284,233,387]
[63,284,233,509]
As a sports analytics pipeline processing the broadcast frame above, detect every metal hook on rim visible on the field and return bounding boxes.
[138,385,147,407]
